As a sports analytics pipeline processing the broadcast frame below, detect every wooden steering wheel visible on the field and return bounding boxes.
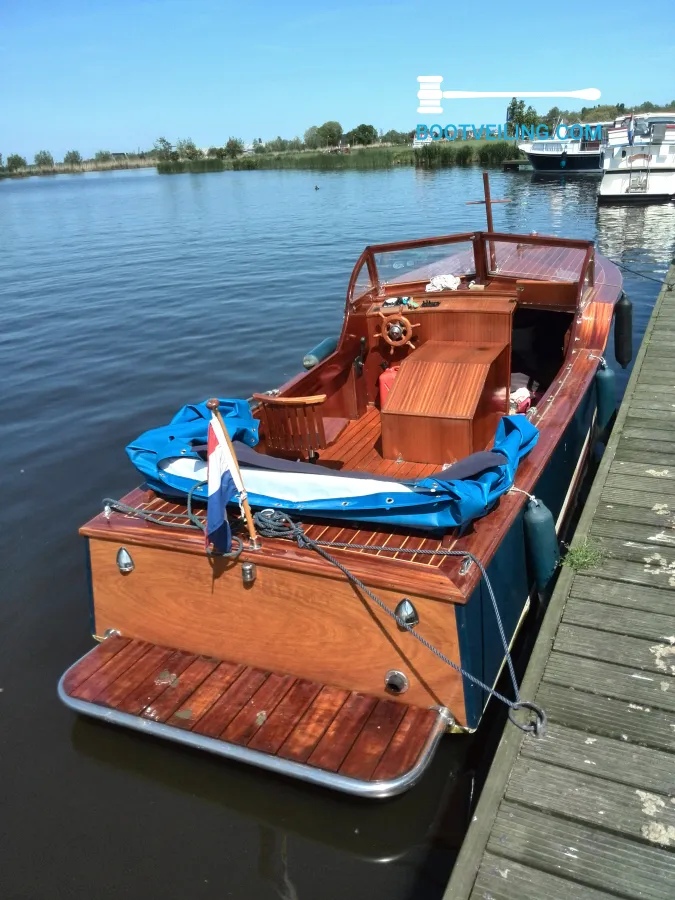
[377,310,420,355]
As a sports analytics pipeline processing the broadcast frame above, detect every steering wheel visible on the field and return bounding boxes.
[377,311,419,355]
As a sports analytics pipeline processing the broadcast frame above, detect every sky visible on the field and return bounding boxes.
[1,0,674,160]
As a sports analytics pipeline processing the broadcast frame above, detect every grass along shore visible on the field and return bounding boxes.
[156,141,519,173]
[0,141,520,179]
[0,156,155,179]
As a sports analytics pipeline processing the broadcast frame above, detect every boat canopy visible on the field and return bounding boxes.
[126,400,539,532]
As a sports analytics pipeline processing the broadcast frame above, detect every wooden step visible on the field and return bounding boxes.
[59,634,450,797]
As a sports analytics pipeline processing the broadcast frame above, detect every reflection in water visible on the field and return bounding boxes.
[597,203,675,259]
[259,828,300,900]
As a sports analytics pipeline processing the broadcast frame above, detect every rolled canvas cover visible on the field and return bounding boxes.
[126,400,538,532]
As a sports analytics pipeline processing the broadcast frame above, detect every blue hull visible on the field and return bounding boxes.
[456,383,596,729]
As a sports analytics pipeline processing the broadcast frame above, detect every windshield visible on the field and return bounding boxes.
[374,241,475,286]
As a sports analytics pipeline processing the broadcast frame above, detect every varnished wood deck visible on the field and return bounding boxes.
[444,266,675,899]
[60,634,446,795]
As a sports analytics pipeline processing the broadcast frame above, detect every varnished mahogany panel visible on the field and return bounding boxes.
[86,539,467,719]
[62,636,443,784]
[381,341,509,463]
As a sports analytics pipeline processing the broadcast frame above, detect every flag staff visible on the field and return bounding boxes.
[206,398,261,550]
[466,171,511,270]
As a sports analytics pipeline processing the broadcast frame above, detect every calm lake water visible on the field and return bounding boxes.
[1,166,673,900]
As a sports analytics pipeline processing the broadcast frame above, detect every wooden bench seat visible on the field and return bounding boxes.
[381,340,510,464]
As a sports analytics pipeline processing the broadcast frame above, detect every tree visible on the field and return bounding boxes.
[63,150,82,165]
[7,154,27,171]
[288,136,303,152]
[505,98,539,135]
[345,124,378,145]
[207,146,227,159]
[34,150,54,167]
[0,153,3,169]
[316,120,343,147]
[304,126,320,149]
[176,138,203,160]
[542,106,561,129]
[94,150,112,162]
[153,137,178,162]
[224,137,244,158]
[381,129,409,145]
[252,142,268,154]
[266,136,289,153]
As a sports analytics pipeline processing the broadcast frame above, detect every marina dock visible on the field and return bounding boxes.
[445,264,675,900]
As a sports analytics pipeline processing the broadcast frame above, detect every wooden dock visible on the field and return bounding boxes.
[445,264,675,900]
[502,159,532,171]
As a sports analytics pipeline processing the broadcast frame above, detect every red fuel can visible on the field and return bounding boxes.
[379,366,400,407]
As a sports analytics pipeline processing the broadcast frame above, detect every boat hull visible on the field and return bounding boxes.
[525,152,603,173]
[457,381,596,728]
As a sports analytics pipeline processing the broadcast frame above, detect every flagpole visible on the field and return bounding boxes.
[206,398,261,550]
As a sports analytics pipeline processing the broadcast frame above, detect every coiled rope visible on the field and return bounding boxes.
[253,508,546,735]
[103,483,244,560]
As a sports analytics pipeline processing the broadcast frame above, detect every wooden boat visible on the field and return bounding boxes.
[59,216,624,798]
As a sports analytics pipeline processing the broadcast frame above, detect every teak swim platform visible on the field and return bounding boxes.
[60,223,624,796]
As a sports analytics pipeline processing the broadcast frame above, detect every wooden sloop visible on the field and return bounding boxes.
[443,264,675,900]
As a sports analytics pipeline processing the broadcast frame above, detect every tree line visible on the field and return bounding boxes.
[0,148,120,172]
[4,102,672,172]
[506,98,675,133]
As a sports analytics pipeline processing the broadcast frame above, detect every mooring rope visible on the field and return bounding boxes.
[102,483,244,560]
[252,508,546,735]
[609,259,672,286]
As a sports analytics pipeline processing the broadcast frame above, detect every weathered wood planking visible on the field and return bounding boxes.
[443,266,675,900]
[62,634,440,785]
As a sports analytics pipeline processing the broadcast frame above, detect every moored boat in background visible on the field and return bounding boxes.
[599,118,675,203]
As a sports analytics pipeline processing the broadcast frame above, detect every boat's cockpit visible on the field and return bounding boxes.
[253,231,595,473]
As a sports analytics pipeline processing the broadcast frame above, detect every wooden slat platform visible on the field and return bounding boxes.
[59,634,449,798]
[444,265,675,899]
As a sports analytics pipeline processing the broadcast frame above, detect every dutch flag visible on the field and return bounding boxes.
[206,412,245,553]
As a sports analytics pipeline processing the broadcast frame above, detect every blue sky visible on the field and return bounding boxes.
[1,0,674,159]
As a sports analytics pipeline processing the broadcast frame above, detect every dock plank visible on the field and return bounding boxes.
[507,757,675,843]
[471,855,619,900]
[554,624,675,676]
[519,724,675,795]
[570,574,675,616]
[562,597,675,642]
[535,682,675,751]
[488,803,675,900]
[544,652,675,711]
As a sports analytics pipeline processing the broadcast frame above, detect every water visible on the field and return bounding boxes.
[1,167,673,900]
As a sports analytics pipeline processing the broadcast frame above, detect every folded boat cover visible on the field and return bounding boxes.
[126,399,539,531]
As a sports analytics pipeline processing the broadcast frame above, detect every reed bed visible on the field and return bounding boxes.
[156,142,519,175]
[1,142,522,180]
[0,157,156,178]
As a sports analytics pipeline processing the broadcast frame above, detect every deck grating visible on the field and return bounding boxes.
[62,635,440,786]
[444,265,675,900]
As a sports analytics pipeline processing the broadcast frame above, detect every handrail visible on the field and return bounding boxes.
[366,231,478,254]
[576,244,595,305]
[482,231,593,250]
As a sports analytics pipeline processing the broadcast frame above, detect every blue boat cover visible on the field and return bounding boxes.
[126,399,539,531]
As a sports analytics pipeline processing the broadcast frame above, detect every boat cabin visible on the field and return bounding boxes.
[253,230,594,473]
